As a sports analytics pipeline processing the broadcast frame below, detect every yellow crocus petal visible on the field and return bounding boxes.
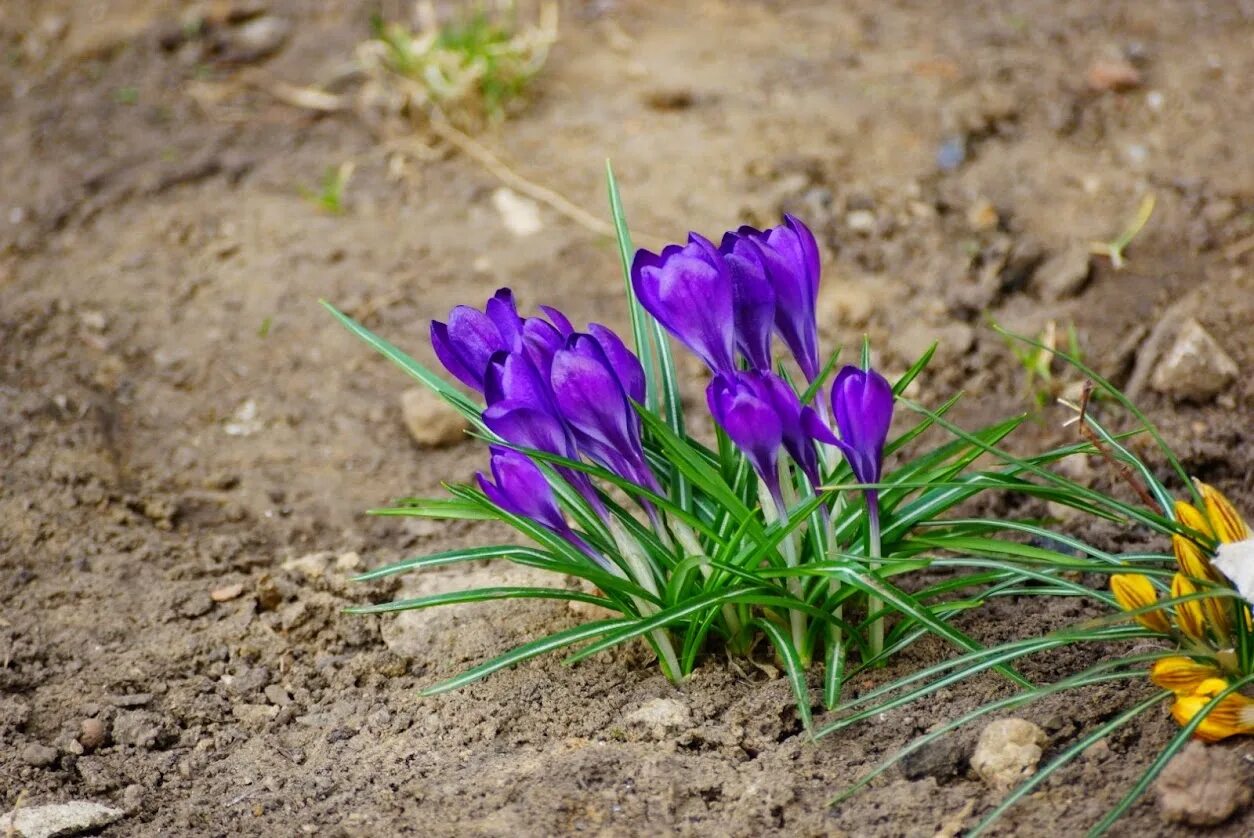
[1110,573,1172,634]
[1176,499,1215,540]
[1171,574,1207,640]
[1196,481,1251,544]
[1169,678,1254,742]
[1150,657,1223,696]
[1172,533,1216,581]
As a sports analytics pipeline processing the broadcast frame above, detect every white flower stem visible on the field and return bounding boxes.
[607,517,683,681]
[867,494,884,659]
[760,478,808,663]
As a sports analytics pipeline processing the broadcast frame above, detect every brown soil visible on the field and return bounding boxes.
[3,1,1252,835]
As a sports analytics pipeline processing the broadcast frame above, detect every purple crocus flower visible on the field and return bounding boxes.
[550,333,657,491]
[708,371,820,500]
[430,288,524,392]
[707,372,786,501]
[803,365,894,486]
[631,233,737,375]
[718,232,777,371]
[481,349,606,513]
[741,216,822,381]
[477,447,604,565]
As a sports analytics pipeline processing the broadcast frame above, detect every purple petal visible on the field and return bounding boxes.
[482,400,575,458]
[707,373,783,495]
[828,365,894,484]
[486,288,523,349]
[430,319,483,391]
[719,232,777,371]
[478,448,567,531]
[631,233,736,375]
[521,317,565,378]
[750,216,822,380]
[483,351,556,415]
[550,339,640,461]
[589,323,647,404]
[539,305,575,337]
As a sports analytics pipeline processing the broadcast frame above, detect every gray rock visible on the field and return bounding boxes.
[400,388,469,448]
[22,743,59,767]
[899,735,971,781]
[1036,244,1092,300]
[1149,318,1239,402]
[970,718,1047,789]
[1155,741,1251,826]
[1,801,123,838]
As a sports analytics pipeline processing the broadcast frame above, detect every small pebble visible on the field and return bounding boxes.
[1087,58,1142,92]
[211,582,245,602]
[79,718,108,751]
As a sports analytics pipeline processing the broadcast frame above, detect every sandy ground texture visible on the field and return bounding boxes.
[3,1,1253,835]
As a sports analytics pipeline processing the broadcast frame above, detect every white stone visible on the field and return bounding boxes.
[491,188,543,237]
[1,801,123,838]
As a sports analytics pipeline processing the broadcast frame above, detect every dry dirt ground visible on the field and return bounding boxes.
[2,1,1253,835]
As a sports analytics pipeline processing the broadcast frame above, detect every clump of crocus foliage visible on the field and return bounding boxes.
[324,168,1249,834]
[323,167,1088,723]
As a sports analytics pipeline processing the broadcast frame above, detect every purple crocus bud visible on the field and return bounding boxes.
[718,232,777,371]
[477,447,569,533]
[757,372,821,488]
[477,448,605,565]
[550,334,657,490]
[631,233,737,375]
[430,288,523,392]
[745,216,822,381]
[803,365,894,485]
[707,372,786,501]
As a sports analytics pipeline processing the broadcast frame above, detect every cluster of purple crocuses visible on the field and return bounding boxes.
[430,215,895,568]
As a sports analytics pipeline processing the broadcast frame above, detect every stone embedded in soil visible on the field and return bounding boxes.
[78,718,107,752]
[210,582,245,602]
[623,698,692,739]
[1035,244,1092,301]
[1154,741,1252,826]
[1148,318,1239,402]
[22,742,59,767]
[970,718,1047,789]
[400,387,469,449]
[0,801,124,838]
[898,735,971,781]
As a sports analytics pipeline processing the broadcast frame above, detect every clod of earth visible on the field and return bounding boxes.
[400,387,470,448]
[1153,741,1252,826]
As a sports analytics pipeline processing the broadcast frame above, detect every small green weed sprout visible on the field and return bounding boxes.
[301,162,355,215]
